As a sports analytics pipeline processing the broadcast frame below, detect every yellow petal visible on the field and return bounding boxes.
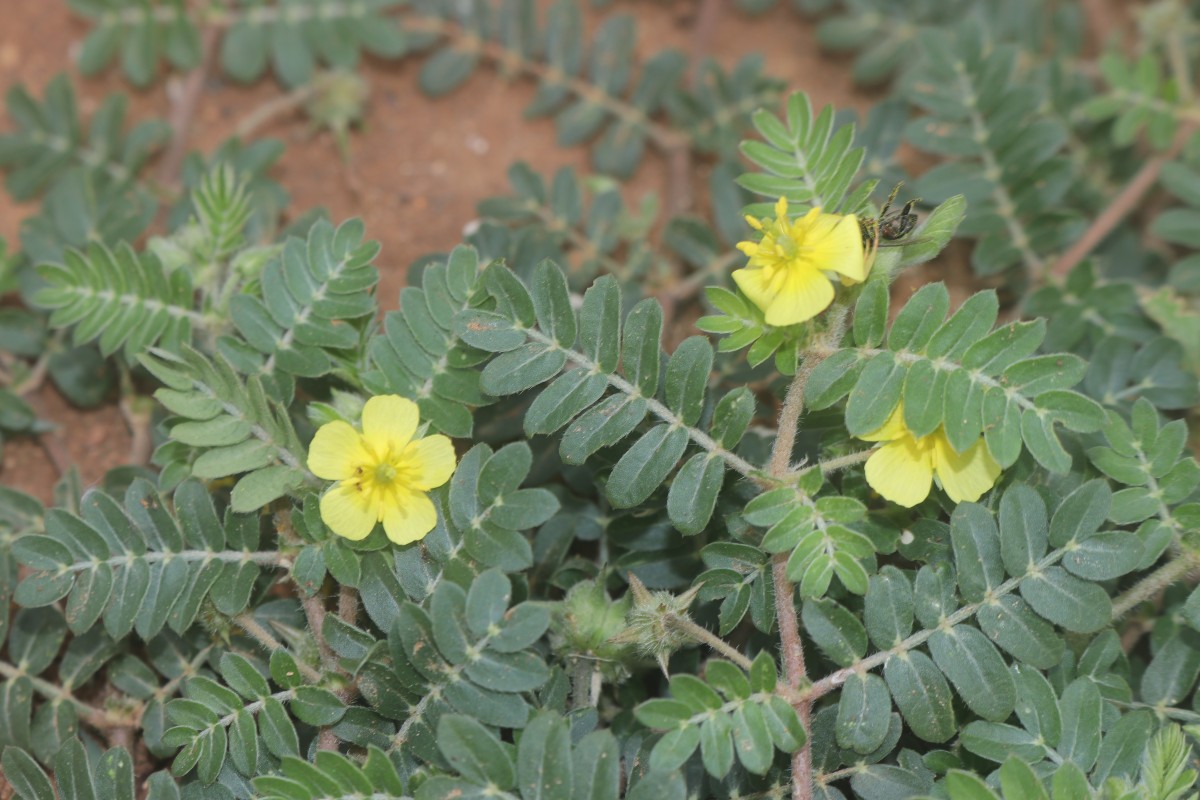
[402,435,457,490]
[763,267,835,326]
[775,196,788,219]
[808,213,867,283]
[361,394,419,453]
[865,438,934,508]
[381,489,438,545]
[732,266,780,314]
[320,482,378,540]
[858,401,909,443]
[933,434,1001,504]
[745,214,763,231]
[307,420,367,481]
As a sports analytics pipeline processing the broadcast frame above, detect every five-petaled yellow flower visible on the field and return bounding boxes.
[861,403,1001,508]
[307,395,456,544]
[733,197,866,326]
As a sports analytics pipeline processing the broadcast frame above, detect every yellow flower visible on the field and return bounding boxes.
[307,395,456,545]
[860,403,1001,508]
[733,197,866,326]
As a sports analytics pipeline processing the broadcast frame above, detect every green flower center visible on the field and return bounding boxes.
[766,222,819,268]
[374,462,399,483]
[775,231,803,259]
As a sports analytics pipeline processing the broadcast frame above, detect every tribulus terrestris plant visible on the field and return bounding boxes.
[1,1,1200,799]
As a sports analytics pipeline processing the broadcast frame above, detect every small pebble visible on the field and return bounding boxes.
[465,133,489,155]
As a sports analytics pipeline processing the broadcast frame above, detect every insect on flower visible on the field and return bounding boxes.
[732,197,867,326]
[859,183,925,263]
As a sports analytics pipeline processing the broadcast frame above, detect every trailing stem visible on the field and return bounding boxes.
[234,614,322,683]
[769,350,830,800]
[157,25,222,188]
[1048,118,1199,282]
[0,660,136,730]
[1112,551,1200,620]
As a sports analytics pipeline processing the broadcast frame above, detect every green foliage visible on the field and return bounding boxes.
[1138,159,1200,376]
[1086,398,1199,560]
[411,0,780,177]
[3,741,138,800]
[635,657,805,778]
[190,165,254,264]
[416,2,682,178]
[739,91,872,217]
[473,162,662,289]
[11,480,271,637]
[420,711,688,800]
[459,260,756,535]
[70,0,407,88]
[164,656,345,781]
[226,217,379,381]
[33,242,197,360]
[666,55,785,163]
[0,74,167,202]
[71,0,779,178]
[815,0,976,87]
[814,0,1084,88]
[363,245,487,439]
[0,606,125,762]
[171,138,291,241]
[1085,52,1188,152]
[902,21,1077,278]
[251,748,406,800]
[139,347,310,506]
[0,76,165,292]
[807,479,1161,795]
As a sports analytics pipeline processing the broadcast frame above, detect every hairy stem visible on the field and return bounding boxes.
[338,584,359,625]
[297,575,356,748]
[795,447,876,479]
[1112,552,1200,620]
[667,615,754,672]
[234,614,322,682]
[301,593,336,670]
[769,376,808,476]
[769,357,821,800]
